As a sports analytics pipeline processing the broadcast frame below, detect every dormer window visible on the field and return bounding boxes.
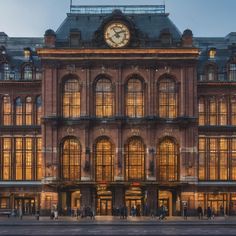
[159,29,172,46]
[69,29,81,47]
[24,48,31,60]
[229,63,236,81]
[23,65,33,80]
[207,64,216,81]
[3,63,10,80]
[209,48,216,59]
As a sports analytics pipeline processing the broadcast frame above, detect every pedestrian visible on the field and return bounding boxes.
[220,205,224,216]
[207,206,212,220]
[183,205,187,220]
[197,205,203,220]
[124,205,128,219]
[35,210,40,221]
[19,206,23,220]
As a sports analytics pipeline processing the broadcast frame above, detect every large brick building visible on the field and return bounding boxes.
[0,4,236,216]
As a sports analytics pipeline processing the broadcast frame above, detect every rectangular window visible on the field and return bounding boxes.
[3,138,11,180]
[229,64,236,81]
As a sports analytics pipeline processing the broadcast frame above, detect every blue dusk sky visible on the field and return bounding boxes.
[0,0,235,37]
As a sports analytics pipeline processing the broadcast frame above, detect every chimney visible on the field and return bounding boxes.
[182,29,193,47]
[44,29,56,48]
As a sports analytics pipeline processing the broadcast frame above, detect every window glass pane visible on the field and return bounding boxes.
[2,96,12,125]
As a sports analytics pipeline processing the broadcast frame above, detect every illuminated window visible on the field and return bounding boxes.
[23,65,33,80]
[2,96,12,125]
[157,138,178,181]
[36,138,42,180]
[61,137,81,180]
[15,98,23,125]
[0,137,41,181]
[198,97,205,126]
[218,98,227,125]
[125,137,145,181]
[15,138,23,180]
[198,138,206,180]
[95,78,114,117]
[229,64,236,81]
[0,198,9,209]
[95,137,114,181]
[36,96,42,125]
[62,78,80,118]
[126,77,144,117]
[209,49,216,59]
[25,97,33,125]
[209,97,217,125]
[158,78,178,118]
[198,137,236,181]
[231,97,236,125]
[2,138,11,180]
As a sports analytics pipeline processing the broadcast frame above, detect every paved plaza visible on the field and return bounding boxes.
[1,216,236,235]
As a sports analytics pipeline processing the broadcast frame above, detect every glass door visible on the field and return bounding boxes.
[97,198,112,215]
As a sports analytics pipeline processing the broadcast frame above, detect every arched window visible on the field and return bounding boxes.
[23,65,33,80]
[207,65,216,81]
[218,98,227,125]
[198,97,205,126]
[125,137,145,181]
[36,96,42,125]
[95,78,114,117]
[126,77,144,117]
[61,137,81,180]
[2,96,12,125]
[158,77,178,118]
[62,78,80,118]
[209,97,217,125]
[157,138,178,181]
[25,97,33,125]
[15,98,23,125]
[229,63,236,81]
[95,137,114,181]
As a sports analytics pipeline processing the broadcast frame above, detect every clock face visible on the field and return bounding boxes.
[104,22,130,48]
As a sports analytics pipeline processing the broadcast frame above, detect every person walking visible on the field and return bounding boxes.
[19,206,23,220]
[207,206,212,220]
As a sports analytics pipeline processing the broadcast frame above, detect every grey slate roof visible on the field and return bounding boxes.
[56,12,182,45]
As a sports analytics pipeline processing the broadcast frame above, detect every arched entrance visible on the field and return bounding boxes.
[71,191,81,213]
[125,187,143,216]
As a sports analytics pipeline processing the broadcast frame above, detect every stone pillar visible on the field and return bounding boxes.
[80,187,92,208]
[146,186,157,215]
[113,186,124,209]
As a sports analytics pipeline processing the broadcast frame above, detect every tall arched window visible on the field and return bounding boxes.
[198,97,205,126]
[2,96,12,125]
[61,137,81,180]
[15,98,23,125]
[157,138,178,181]
[95,137,114,181]
[25,97,33,125]
[125,137,145,181]
[36,96,42,125]
[2,138,11,180]
[62,78,80,118]
[126,77,144,117]
[23,65,33,80]
[158,78,178,118]
[95,78,114,117]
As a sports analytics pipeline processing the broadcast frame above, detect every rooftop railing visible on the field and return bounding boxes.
[69,5,166,14]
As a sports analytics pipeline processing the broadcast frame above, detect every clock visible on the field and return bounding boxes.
[104,22,130,48]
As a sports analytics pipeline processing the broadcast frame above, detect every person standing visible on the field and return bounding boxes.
[183,205,188,220]
[197,205,203,220]
[19,206,23,220]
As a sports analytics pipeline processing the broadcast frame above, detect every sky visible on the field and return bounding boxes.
[0,0,235,38]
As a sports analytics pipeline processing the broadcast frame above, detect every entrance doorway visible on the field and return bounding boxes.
[96,185,112,215]
[158,191,172,216]
[125,187,143,216]
[15,198,35,215]
[97,198,112,215]
[207,194,227,216]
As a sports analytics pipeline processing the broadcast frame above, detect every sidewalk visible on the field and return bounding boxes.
[0,215,236,226]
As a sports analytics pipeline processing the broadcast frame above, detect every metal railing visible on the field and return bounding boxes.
[70,5,165,14]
